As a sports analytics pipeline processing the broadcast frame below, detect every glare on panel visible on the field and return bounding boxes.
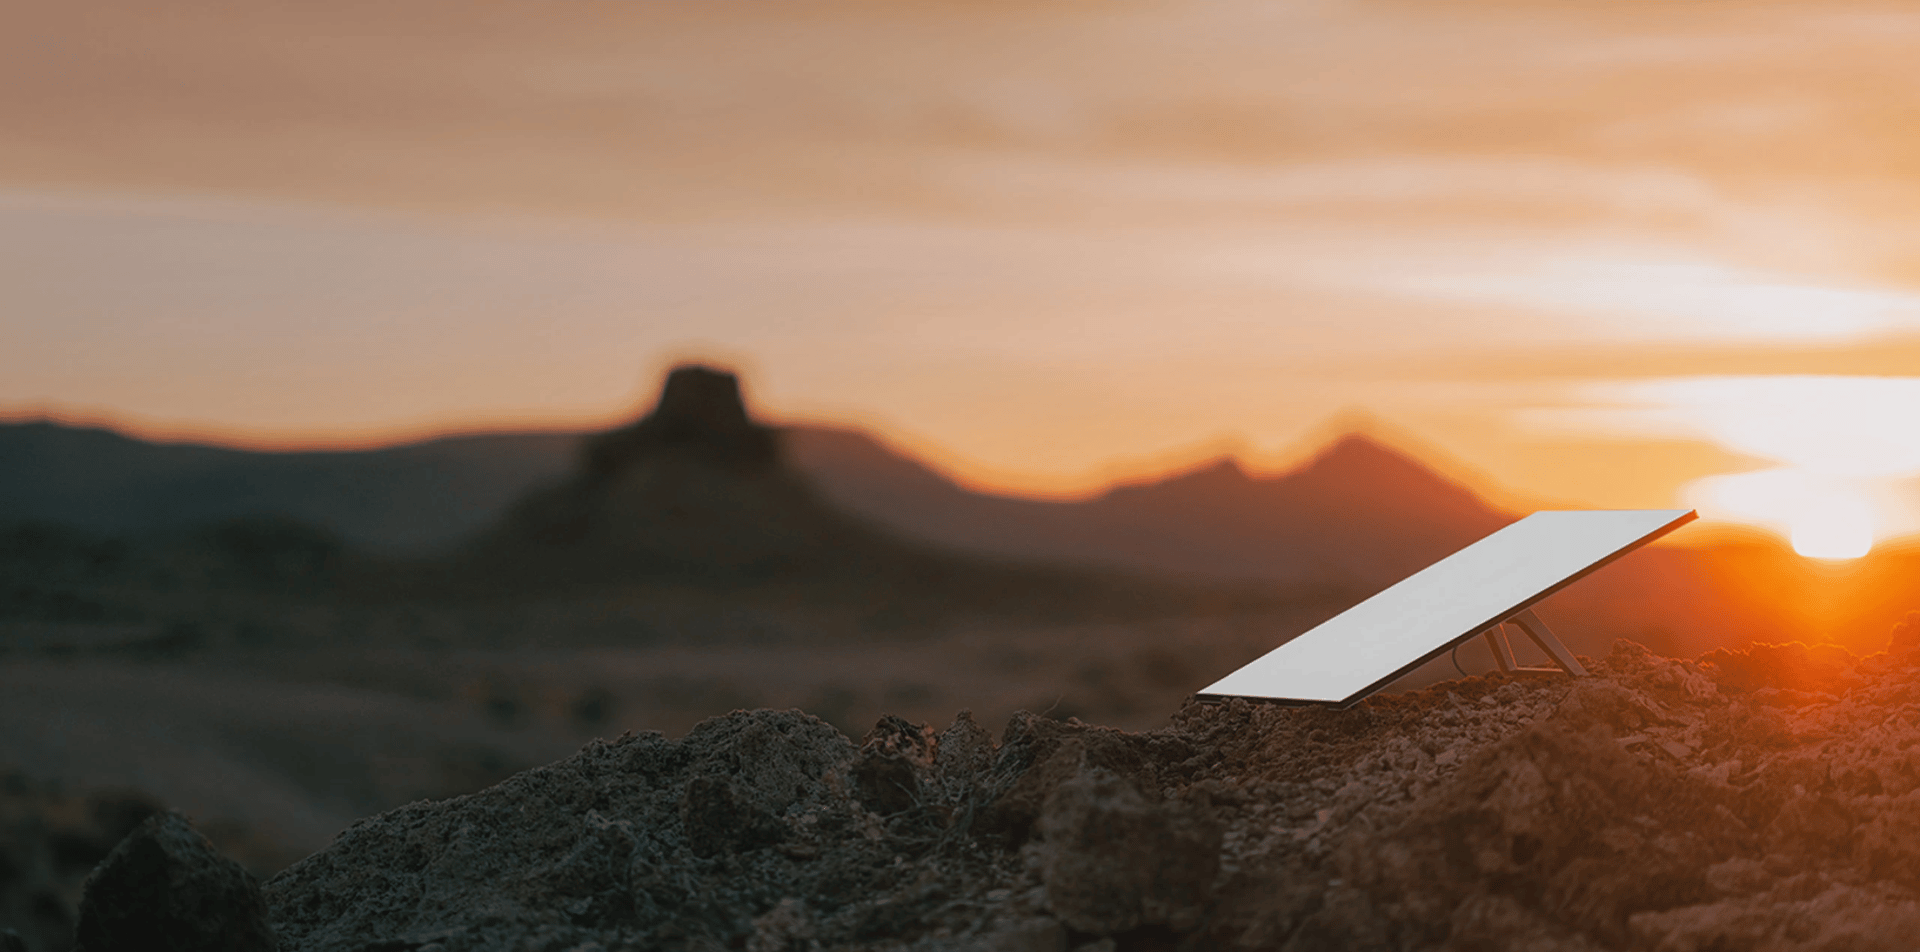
[1196,509,1697,706]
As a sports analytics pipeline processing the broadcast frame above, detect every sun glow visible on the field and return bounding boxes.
[1530,376,1920,560]
[1787,501,1875,560]
[1686,468,1881,560]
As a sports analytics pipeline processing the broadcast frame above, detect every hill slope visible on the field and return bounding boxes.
[0,421,577,551]
[3,398,1513,591]
[787,427,1511,588]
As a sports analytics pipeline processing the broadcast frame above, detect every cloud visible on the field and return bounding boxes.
[10,0,1920,505]
[1525,376,1920,477]
[5,1,1919,224]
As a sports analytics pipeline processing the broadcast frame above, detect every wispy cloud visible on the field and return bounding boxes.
[9,0,1920,503]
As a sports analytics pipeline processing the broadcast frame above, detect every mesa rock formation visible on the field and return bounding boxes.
[60,633,1920,952]
[474,364,878,583]
[447,364,1241,620]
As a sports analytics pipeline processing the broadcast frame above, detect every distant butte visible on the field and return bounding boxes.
[471,363,872,582]
[583,365,779,478]
[445,364,1213,617]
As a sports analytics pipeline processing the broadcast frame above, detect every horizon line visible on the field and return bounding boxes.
[2,404,1868,555]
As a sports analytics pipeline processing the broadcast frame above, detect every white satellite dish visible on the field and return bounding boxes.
[1197,509,1697,707]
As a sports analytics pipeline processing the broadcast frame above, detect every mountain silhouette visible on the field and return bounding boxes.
[469,365,881,584]
[14,378,1914,661]
[582,365,779,478]
[439,365,1229,619]
[8,378,1886,655]
[786,429,1511,588]
[1,393,1511,590]
[0,420,577,551]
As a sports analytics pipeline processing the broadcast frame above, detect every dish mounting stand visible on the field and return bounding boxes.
[1480,608,1589,677]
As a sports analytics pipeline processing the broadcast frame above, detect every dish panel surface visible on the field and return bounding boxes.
[1197,509,1695,705]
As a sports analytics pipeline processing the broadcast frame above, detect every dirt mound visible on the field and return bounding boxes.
[74,637,1920,951]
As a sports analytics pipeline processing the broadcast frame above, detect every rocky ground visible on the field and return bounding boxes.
[0,771,161,952]
[46,627,1920,952]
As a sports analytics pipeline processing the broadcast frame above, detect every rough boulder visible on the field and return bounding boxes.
[75,636,1920,951]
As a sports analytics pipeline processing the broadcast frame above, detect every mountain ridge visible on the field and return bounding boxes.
[14,391,1920,656]
[1,406,1511,590]
[785,425,1514,589]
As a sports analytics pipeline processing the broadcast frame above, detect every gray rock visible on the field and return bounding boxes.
[1036,766,1219,934]
[229,632,1920,950]
[72,812,275,952]
[265,710,903,951]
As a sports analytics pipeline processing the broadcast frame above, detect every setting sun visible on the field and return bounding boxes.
[1789,508,1874,560]
[1687,467,1881,560]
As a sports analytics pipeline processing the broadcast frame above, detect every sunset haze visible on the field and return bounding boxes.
[9,0,1920,553]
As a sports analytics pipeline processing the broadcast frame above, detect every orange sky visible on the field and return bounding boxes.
[9,1,1920,550]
